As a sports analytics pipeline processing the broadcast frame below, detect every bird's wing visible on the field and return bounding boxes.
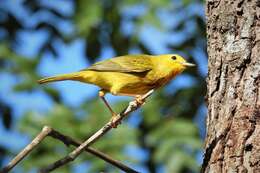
[85,55,153,73]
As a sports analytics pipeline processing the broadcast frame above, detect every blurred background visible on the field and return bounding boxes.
[0,0,207,173]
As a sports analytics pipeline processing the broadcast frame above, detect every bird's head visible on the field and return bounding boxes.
[161,54,195,73]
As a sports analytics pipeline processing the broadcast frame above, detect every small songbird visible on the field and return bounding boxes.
[38,54,195,127]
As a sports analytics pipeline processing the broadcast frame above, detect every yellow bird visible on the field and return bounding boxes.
[38,54,195,127]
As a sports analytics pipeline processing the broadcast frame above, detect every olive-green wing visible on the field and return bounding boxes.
[85,54,153,73]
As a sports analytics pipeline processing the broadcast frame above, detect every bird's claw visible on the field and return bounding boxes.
[110,114,121,128]
[135,95,145,106]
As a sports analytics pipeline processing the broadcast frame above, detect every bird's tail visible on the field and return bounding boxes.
[38,72,82,84]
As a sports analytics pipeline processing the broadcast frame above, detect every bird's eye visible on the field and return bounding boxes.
[171,56,177,60]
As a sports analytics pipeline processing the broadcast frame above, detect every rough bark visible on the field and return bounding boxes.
[203,0,260,172]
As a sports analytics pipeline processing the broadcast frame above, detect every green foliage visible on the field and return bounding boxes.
[0,0,206,172]
[74,0,102,36]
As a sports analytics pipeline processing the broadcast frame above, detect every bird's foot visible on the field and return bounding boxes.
[109,113,121,128]
[135,95,146,106]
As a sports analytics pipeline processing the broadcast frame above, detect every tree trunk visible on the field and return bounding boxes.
[203,0,260,172]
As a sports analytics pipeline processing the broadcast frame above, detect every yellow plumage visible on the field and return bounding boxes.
[38,54,194,96]
[38,54,195,127]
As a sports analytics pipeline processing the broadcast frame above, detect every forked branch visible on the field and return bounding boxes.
[0,89,154,173]
[0,126,138,173]
[39,89,154,173]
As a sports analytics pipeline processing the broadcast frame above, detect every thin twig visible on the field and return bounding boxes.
[48,128,139,173]
[0,126,52,173]
[0,126,139,173]
[39,89,154,173]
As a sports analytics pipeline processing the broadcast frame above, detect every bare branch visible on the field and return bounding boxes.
[0,126,52,173]
[0,126,139,173]
[48,128,139,173]
[39,89,154,173]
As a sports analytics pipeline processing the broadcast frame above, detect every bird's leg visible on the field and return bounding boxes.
[98,90,120,128]
[99,90,116,115]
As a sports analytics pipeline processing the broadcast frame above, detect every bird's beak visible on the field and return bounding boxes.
[181,62,196,67]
